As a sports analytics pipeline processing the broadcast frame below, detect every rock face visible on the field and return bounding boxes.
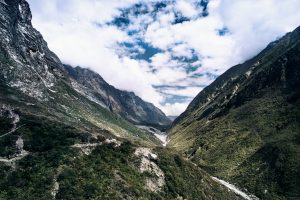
[134,148,165,192]
[0,0,63,100]
[169,26,300,199]
[0,0,164,145]
[63,65,171,129]
[0,0,170,130]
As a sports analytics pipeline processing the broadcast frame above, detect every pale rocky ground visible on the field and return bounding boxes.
[72,138,122,156]
[134,147,165,192]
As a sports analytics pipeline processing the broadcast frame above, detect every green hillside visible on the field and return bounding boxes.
[169,26,300,199]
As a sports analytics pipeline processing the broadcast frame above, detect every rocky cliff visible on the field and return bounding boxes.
[63,65,171,129]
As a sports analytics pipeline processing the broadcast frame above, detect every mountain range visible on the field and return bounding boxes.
[0,0,299,199]
[62,64,171,129]
[0,1,239,199]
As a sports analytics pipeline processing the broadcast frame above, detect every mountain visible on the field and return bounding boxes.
[63,65,171,129]
[0,0,241,199]
[168,26,300,199]
[167,115,178,122]
[0,0,170,131]
[0,0,160,145]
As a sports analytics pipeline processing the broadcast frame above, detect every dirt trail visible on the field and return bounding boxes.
[0,105,24,138]
[0,136,29,167]
[0,106,29,166]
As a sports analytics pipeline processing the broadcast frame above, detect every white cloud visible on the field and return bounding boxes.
[163,87,202,98]
[175,0,199,18]
[171,43,194,58]
[151,52,172,69]
[27,0,300,116]
[28,0,165,109]
[145,22,177,49]
[219,0,300,61]
[155,67,187,85]
[163,102,189,116]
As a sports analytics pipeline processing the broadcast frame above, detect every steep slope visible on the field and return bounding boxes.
[0,1,241,199]
[0,0,161,144]
[0,99,241,199]
[169,26,300,199]
[63,65,171,130]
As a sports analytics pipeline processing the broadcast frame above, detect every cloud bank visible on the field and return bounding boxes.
[27,0,300,116]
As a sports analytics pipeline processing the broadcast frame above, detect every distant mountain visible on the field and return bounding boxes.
[167,115,178,122]
[0,1,240,199]
[169,26,300,199]
[63,65,171,129]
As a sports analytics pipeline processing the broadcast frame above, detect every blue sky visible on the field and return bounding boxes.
[27,0,300,116]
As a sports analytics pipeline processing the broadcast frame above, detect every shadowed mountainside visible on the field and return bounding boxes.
[63,65,171,130]
[169,26,300,199]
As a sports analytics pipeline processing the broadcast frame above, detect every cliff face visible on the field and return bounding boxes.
[0,0,65,100]
[0,0,170,130]
[0,0,162,144]
[63,65,171,129]
[169,26,300,199]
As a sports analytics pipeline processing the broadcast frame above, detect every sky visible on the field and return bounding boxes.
[27,0,300,116]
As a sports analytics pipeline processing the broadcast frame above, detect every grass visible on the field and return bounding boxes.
[168,38,300,199]
[169,89,300,199]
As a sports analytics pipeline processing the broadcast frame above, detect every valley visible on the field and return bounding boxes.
[0,0,299,199]
[137,125,168,146]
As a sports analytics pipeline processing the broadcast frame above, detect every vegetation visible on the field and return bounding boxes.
[2,2,299,198]
[0,112,239,200]
[0,116,13,135]
[169,28,300,199]
[0,133,17,158]
[0,116,79,199]
[173,91,300,199]
[155,148,240,200]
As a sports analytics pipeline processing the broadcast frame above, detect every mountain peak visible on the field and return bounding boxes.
[18,0,32,24]
[63,64,171,129]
